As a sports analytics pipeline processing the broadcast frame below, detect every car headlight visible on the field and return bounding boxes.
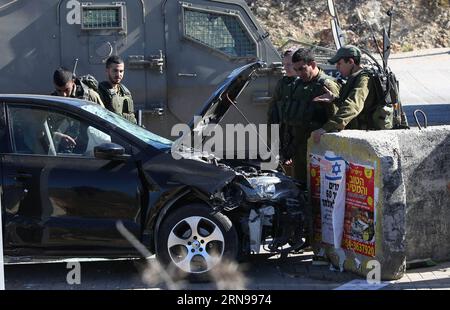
[248,176,281,199]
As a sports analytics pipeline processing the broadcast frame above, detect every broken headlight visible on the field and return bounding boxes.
[247,176,280,199]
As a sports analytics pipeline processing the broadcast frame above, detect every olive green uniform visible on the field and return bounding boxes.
[267,76,298,168]
[267,76,298,126]
[98,82,137,124]
[322,69,376,132]
[82,89,104,107]
[286,70,340,181]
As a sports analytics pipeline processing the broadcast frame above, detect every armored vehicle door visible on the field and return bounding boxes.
[159,0,282,139]
[59,0,167,126]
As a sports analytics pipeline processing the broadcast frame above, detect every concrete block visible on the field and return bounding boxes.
[308,126,450,281]
[398,126,450,262]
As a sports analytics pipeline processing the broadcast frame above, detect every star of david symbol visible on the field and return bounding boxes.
[332,162,342,176]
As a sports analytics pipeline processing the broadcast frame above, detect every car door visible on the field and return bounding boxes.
[1,102,142,250]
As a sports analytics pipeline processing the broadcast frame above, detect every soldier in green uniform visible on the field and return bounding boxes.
[287,48,340,181]
[267,47,299,176]
[98,56,137,124]
[51,68,105,151]
[312,45,377,142]
[52,68,104,107]
[281,48,341,251]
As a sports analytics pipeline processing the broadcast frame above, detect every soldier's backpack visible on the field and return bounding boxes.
[78,74,99,93]
[362,65,409,130]
[74,74,99,101]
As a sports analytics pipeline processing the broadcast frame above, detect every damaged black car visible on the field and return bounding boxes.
[0,62,307,280]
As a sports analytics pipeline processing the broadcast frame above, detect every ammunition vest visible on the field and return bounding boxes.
[269,76,298,125]
[284,71,331,130]
[99,82,136,123]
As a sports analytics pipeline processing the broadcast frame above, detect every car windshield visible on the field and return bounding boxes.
[81,104,173,149]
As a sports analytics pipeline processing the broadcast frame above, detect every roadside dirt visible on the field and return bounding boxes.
[246,0,450,52]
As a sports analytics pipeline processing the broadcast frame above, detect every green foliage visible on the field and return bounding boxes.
[401,43,414,52]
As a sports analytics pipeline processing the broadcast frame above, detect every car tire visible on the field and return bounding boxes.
[156,204,238,282]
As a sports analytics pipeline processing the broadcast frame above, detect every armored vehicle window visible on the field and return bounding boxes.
[183,8,256,58]
[81,6,124,30]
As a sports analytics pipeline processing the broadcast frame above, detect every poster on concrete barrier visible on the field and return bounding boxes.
[342,163,376,257]
[319,151,346,248]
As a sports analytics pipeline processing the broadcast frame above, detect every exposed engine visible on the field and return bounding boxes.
[216,164,308,256]
[180,151,308,256]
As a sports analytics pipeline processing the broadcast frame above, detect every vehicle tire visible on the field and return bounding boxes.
[156,204,238,282]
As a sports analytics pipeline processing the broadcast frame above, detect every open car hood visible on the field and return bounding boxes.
[187,61,264,139]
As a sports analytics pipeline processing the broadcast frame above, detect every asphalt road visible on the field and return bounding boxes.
[388,48,450,126]
[390,48,450,106]
[4,252,345,290]
[4,252,450,290]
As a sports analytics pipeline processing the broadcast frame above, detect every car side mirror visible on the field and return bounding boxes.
[94,143,131,161]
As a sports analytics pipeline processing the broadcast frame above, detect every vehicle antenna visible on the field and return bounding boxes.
[365,20,386,69]
[72,58,79,77]
[387,6,394,39]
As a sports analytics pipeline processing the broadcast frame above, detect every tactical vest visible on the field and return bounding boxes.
[76,79,91,101]
[269,76,298,125]
[99,82,136,123]
[284,71,331,130]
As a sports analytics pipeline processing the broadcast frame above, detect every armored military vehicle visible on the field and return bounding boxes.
[0,0,284,138]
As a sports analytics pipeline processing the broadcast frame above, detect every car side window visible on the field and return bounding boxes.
[8,106,113,157]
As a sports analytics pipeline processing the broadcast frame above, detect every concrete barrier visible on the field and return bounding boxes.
[308,126,450,280]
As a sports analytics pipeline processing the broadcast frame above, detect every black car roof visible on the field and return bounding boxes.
[0,94,95,109]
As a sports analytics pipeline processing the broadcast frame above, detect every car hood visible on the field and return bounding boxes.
[141,151,237,195]
[186,61,264,140]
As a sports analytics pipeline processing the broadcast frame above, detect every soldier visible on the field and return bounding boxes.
[267,47,298,176]
[51,68,105,151]
[98,56,137,124]
[287,48,340,181]
[311,45,376,142]
[287,48,340,252]
[52,67,104,107]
